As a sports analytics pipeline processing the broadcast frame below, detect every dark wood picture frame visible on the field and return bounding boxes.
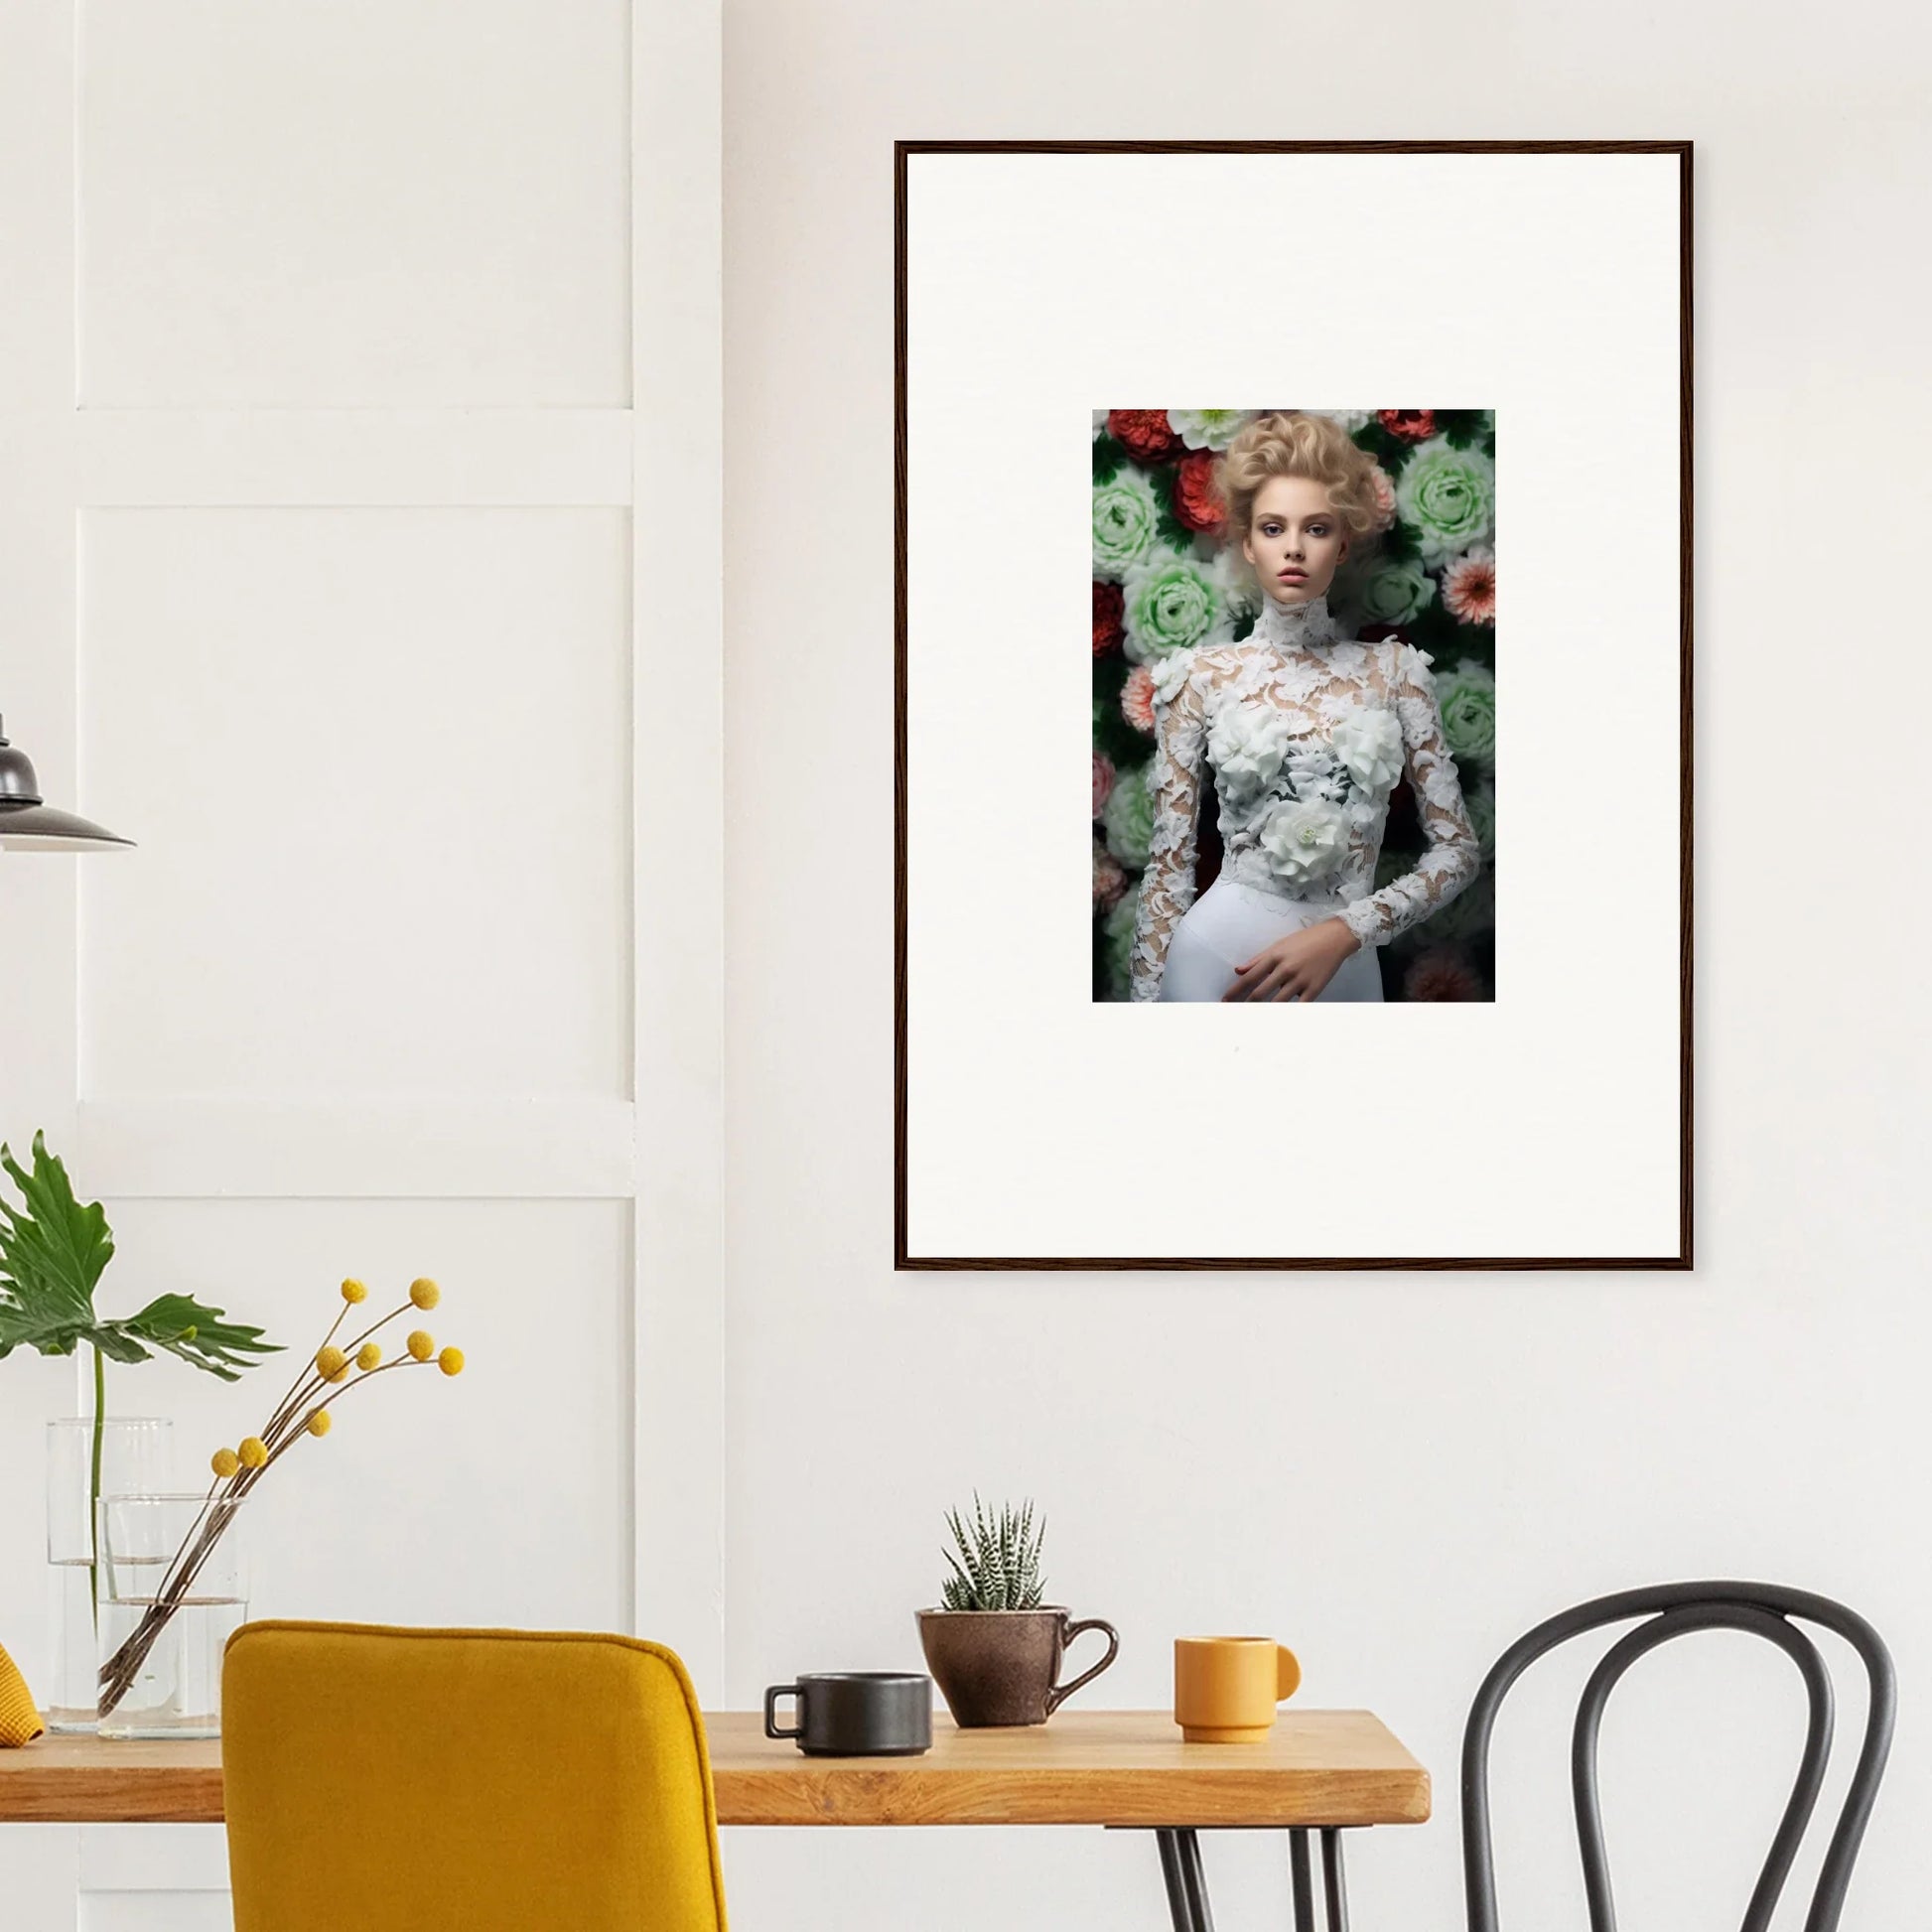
[894,139,1693,1272]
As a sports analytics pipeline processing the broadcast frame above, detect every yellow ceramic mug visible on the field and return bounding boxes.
[1173,1635,1303,1742]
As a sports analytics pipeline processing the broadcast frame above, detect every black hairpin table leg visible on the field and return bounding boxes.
[1155,1828,1216,1932]
[1320,1829,1350,1932]
[1290,1828,1316,1932]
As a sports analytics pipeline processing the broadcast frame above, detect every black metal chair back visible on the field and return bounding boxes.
[1461,1582,1894,1932]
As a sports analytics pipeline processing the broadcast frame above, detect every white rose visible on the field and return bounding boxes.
[1259,796,1348,885]
[1328,707,1405,797]
[1168,409,1253,451]
[1208,704,1294,800]
[1151,648,1196,707]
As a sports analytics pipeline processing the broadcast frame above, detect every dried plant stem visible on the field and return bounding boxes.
[96,1334,437,1718]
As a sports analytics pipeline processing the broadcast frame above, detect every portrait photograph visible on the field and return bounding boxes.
[1091,406,1497,1006]
[897,143,1689,1267]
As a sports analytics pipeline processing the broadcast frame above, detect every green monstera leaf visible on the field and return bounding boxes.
[0,1132,279,1378]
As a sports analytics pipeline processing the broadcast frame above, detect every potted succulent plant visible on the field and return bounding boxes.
[915,1494,1119,1727]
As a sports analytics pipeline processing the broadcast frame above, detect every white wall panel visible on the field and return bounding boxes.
[79,1898,230,1932]
[77,507,632,1101]
[77,411,634,509]
[2,0,725,1919]
[78,0,631,408]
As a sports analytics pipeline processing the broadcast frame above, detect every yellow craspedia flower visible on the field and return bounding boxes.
[341,1278,368,1305]
[356,1342,382,1371]
[210,1448,240,1479]
[316,1344,348,1379]
[409,1278,441,1311]
[438,1347,465,1377]
[407,1329,436,1362]
[238,1437,269,1470]
[308,1411,333,1438]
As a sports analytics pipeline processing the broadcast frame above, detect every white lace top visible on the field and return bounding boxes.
[1129,591,1481,1002]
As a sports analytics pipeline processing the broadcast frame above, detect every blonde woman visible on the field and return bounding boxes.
[1131,411,1481,1003]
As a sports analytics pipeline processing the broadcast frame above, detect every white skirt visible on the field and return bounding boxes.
[1157,877,1385,1004]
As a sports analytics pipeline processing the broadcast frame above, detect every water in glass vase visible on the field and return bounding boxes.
[45,1558,101,1733]
[96,1589,248,1739]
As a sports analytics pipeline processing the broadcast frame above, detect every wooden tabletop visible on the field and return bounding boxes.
[0,1710,1430,1830]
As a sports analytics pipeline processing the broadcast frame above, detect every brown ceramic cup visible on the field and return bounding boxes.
[916,1605,1120,1727]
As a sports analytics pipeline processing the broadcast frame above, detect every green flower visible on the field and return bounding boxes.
[1358,558,1437,626]
[1101,893,1140,1001]
[1121,548,1232,664]
[1395,437,1495,563]
[1438,660,1496,770]
[1101,760,1156,869]
[1092,466,1162,582]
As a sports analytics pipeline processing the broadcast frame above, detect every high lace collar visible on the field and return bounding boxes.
[1250,590,1343,652]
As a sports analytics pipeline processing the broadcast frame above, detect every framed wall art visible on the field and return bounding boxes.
[896,141,1692,1269]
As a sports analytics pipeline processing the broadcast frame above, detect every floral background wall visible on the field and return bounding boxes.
[1091,408,1498,1002]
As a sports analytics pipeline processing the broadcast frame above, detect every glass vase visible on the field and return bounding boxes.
[44,1417,173,1733]
[96,1490,248,1740]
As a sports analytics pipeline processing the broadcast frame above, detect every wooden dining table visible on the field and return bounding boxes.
[0,1708,1431,1931]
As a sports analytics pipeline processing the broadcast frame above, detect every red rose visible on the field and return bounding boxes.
[1107,410,1180,464]
[1092,581,1124,658]
[1172,449,1226,535]
[1377,409,1438,442]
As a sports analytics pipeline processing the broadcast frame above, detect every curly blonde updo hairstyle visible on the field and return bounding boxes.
[1216,412,1387,579]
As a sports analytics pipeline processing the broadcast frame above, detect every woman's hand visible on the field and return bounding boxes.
[1222,916,1362,1003]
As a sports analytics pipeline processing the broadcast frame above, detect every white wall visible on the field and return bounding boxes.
[720,3,1931,1928]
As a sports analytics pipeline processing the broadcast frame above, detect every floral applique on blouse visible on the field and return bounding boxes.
[1129,591,1481,1002]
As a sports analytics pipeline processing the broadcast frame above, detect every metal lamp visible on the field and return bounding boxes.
[0,715,133,851]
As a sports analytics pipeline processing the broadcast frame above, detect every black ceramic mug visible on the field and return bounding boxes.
[762,1671,933,1755]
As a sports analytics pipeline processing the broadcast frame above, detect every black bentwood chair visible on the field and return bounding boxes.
[1462,1582,1895,1932]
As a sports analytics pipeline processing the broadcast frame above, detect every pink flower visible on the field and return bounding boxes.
[1403,947,1484,1002]
[1121,664,1158,735]
[1366,463,1398,533]
[1092,841,1130,909]
[1093,752,1116,820]
[1443,546,1496,624]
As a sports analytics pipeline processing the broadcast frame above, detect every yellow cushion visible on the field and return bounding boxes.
[222,1620,728,1932]
[0,1640,44,1746]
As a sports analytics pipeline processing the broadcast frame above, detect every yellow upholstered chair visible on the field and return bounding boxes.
[222,1620,728,1932]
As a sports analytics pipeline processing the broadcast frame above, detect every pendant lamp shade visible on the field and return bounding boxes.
[0,715,133,851]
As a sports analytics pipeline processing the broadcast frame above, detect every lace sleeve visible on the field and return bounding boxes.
[1341,642,1482,950]
[1129,654,1209,1001]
